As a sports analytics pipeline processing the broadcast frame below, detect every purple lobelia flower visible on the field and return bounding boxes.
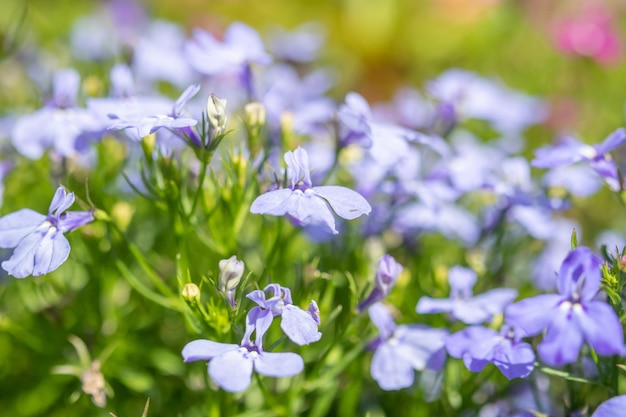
[337,92,373,148]
[185,22,271,97]
[357,254,403,312]
[246,283,321,346]
[445,325,535,380]
[11,69,101,159]
[506,246,626,367]
[592,395,626,417]
[416,266,518,324]
[368,302,448,390]
[250,147,371,234]
[532,128,626,191]
[182,307,304,393]
[0,186,94,278]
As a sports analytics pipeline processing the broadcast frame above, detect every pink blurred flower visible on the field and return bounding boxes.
[554,6,623,64]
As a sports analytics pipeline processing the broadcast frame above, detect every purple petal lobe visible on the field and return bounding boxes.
[32,230,70,276]
[208,348,253,393]
[0,209,46,248]
[416,297,455,315]
[537,305,584,366]
[576,301,626,356]
[592,395,626,417]
[182,340,239,362]
[312,186,371,219]
[368,302,396,339]
[254,351,304,377]
[250,189,295,215]
[505,294,562,336]
[281,305,322,345]
[371,343,415,390]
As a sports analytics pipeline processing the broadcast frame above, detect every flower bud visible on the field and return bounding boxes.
[244,102,266,127]
[182,283,201,302]
[207,94,228,139]
[218,256,244,307]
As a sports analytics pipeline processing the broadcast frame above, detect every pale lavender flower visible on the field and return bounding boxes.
[182,308,304,393]
[592,395,626,417]
[337,92,373,148]
[445,325,535,380]
[532,129,626,191]
[506,246,626,367]
[368,302,447,390]
[267,22,325,63]
[357,255,403,312]
[246,283,321,346]
[250,147,371,234]
[185,22,271,96]
[11,69,101,159]
[0,187,94,278]
[106,84,200,141]
[218,256,244,307]
[417,266,518,324]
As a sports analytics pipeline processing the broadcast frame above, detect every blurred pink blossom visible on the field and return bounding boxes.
[554,6,623,64]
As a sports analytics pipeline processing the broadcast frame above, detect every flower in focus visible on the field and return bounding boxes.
[250,147,371,234]
[246,283,322,346]
[182,308,304,393]
[0,186,94,278]
[357,254,403,312]
[218,255,244,307]
[416,266,518,324]
[445,325,535,380]
[505,246,626,367]
[368,302,448,390]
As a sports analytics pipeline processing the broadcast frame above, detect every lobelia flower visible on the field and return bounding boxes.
[0,186,94,278]
[250,147,371,234]
[246,283,321,346]
[11,68,101,159]
[531,128,626,191]
[445,324,535,380]
[182,306,304,393]
[505,246,626,367]
[416,266,518,324]
[357,254,403,312]
[368,302,448,390]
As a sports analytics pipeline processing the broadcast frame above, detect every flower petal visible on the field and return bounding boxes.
[281,305,321,345]
[208,349,253,392]
[505,294,562,336]
[254,351,304,377]
[371,343,415,390]
[576,301,626,356]
[312,186,371,220]
[537,305,584,366]
[0,209,46,248]
[182,339,239,362]
[591,394,626,417]
[250,189,295,215]
[32,229,70,276]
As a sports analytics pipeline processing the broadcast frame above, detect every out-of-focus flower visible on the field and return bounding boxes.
[338,92,373,148]
[368,302,448,390]
[506,246,626,367]
[358,255,403,312]
[185,22,271,95]
[554,6,623,65]
[250,147,371,234]
[11,69,101,159]
[182,306,304,393]
[267,22,325,63]
[246,283,321,346]
[532,128,626,191]
[446,325,535,380]
[417,266,518,324]
[218,256,244,307]
[182,283,201,303]
[0,186,94,278]
[427,69,547,135]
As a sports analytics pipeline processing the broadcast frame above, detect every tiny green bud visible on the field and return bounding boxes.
[207,94,228,139]
[182,283,201,302]
[218,256,244,307]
